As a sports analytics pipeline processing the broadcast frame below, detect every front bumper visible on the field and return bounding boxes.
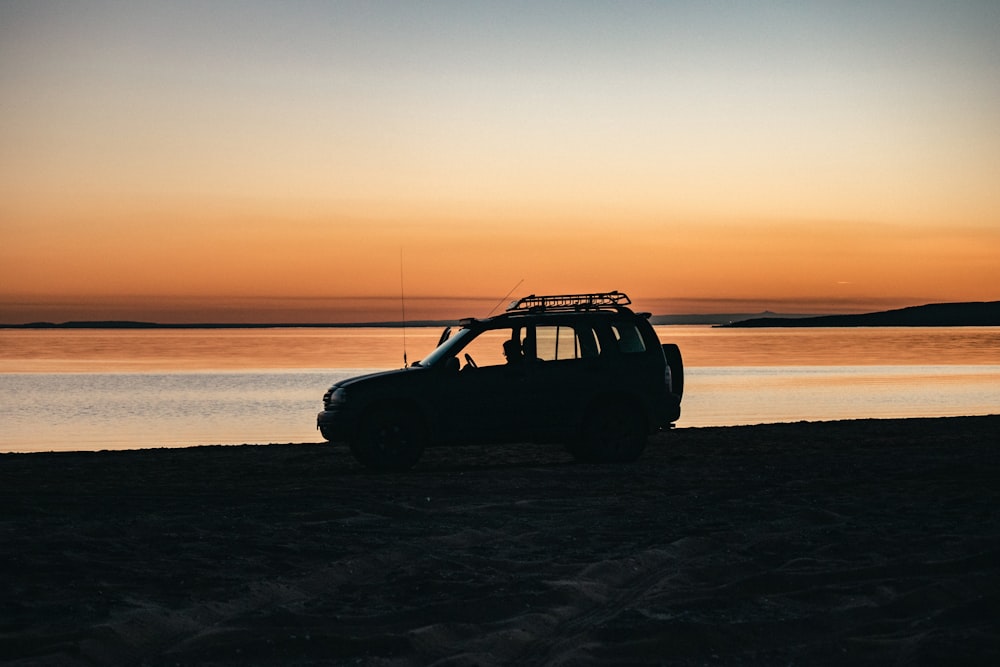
[316,409,350,442]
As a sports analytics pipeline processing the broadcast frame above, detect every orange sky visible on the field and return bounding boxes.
[2,2,999,323]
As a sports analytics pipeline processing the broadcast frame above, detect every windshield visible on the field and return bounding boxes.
[417,327,475,367]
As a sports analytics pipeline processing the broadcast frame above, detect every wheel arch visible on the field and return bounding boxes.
[353,396,429,441]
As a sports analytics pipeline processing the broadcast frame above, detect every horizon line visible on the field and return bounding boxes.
[5,299,998,329]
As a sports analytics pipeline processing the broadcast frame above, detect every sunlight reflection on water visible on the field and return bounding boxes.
[1,327,998,452]
[680,365,1000,427]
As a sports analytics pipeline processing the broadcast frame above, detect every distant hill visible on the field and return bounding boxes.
[721,301,1000,328]
[649,312,817,326]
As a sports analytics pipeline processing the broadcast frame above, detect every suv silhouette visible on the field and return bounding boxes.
[317,291,683,470]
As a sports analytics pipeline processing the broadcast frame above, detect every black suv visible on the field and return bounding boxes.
[317,291,683,470]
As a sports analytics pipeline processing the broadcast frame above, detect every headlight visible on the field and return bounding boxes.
[324,386,349,408]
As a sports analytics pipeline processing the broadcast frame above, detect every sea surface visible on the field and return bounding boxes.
[2,326,999,453]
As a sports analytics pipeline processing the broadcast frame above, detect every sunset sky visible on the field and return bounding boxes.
[2,1,999,323]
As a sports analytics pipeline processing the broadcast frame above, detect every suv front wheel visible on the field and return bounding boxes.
[350,404,426,471]
[568,400,647,463]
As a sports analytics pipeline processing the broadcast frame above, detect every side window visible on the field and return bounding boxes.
[534,325,601,361]
[458,328,515,369]
[533,326,561,361]
[612,322,647,354]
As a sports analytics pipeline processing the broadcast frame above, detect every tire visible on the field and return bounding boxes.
[568,400,647,463]
[350,404,426,471]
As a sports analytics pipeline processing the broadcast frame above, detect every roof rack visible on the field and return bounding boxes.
[506,291,632,313]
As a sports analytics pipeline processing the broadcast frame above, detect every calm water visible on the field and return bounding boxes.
[2,326,999,453]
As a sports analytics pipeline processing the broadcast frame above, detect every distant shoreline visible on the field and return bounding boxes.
[721,300,1000,328]
[3,299,999,329]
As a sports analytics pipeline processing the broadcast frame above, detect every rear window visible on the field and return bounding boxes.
[611,323,647,353]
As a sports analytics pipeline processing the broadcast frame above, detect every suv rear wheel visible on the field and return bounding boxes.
[568,400,647,463]
[350,404,426,471]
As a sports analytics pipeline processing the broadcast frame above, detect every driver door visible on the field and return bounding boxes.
[438,327,530,442]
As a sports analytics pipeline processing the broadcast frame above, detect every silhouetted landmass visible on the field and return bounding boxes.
[722,301,1000,327]
[649,311,817,325]
[5,302,998,329]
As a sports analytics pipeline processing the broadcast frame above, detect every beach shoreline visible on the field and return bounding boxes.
[3,416,999,665]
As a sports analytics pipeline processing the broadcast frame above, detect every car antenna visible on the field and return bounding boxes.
[486,278,524,317]
[399,248,408,368]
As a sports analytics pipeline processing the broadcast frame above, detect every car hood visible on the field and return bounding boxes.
[330,366,424,389]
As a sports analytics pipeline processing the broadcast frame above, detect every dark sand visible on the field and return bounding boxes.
[3,416,999,666]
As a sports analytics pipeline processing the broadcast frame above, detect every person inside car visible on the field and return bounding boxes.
[503,338,523,364]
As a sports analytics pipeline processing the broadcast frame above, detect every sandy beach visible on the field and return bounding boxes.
[2,416,999,665]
